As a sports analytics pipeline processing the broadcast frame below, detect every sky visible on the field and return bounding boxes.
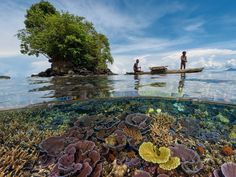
[1,0,236,77]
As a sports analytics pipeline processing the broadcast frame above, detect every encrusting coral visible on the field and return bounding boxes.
[150,113,175,146]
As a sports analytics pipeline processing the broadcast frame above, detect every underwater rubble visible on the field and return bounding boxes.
[0,98,236,176]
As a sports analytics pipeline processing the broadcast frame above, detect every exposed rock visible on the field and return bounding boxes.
[0,75,11,79]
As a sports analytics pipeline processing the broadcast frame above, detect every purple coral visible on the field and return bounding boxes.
[125,157,141,168]
[94,118,121,141]
[39,136,66,167]
[51,140,102,177]
[213,162,236,177]
[64,126,94,140]
[170,144,203,175]
[105,130,127,151]
[125,113,151,134]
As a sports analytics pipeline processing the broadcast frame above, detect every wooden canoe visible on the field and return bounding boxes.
[126,67,204,75]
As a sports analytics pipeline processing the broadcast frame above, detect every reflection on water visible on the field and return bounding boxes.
[178,73,186,96]
[0,70,236,109]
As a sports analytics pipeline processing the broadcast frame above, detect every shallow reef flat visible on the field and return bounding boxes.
[0,97,236,177]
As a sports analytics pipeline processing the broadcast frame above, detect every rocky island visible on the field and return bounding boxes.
[17,1,114,77]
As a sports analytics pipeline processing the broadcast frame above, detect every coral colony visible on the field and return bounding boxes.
[0,98,236,176]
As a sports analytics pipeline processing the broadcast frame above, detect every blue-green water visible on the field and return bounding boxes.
[0,69,236,109]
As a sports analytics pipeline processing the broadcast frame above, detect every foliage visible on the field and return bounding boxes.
[17,1,113,71]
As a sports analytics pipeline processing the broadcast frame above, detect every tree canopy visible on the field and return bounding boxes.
[17,1,113,72]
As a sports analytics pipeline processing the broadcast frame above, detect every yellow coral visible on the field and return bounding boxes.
[105,135,116,146]
[139,142,170,164]
[159,157,180,171]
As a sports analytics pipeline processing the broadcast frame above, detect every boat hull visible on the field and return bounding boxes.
[126,67,204,75]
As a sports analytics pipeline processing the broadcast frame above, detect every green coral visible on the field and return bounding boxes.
[217,113,229,124]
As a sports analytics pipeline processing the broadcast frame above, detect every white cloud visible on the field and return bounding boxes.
[110,48,236,74]
[112,36,192,55]
[184,21,204,32]
[31,60,51,75]
[53,0,184,37]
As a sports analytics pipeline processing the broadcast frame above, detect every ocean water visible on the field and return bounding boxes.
[0,69,236,109]
[0,69,236,176]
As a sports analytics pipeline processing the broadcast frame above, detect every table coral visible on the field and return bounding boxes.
[125,113,151,134]
[139,142,171,164]
[170,144,203,175]
[213,162,236,177]
[159,157,180,171]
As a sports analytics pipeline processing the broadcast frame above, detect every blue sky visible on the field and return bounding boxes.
[1,0,236,77]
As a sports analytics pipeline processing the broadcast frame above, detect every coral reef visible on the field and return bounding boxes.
[51,140,102,177]
[139,142,180,171]
[1,98,236,176]
[196,146,205,155]
[105,130,127,151]
[107,159,128,177]
[222,146,234,156]
[213,162,236,177]
[139,142,171,164]
[159,157,180,171]
[150,113,174,146]
[125,113,151,134]
[170,144,203,175]
[133,170,152,177]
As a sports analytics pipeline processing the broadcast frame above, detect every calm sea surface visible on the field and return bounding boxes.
[0,69,236,109]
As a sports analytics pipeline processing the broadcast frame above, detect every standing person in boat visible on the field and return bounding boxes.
[133,59,142,73]
[180,51,187,70]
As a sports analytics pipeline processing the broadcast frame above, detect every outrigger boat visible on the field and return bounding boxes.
[126,66,204,75]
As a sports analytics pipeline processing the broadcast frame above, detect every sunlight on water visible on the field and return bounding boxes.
[0,70,236,109]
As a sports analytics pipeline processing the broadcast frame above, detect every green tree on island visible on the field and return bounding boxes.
[17,1,113,76]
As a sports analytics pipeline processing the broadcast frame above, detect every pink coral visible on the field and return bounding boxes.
[170,144,203,175]
[213,162,236,177]
[51,140,102,177]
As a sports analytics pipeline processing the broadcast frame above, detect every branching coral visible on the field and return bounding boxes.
[123,126,143,143]
[0,109,64,176]
[0,146,38,176]
[150,113,174,146]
